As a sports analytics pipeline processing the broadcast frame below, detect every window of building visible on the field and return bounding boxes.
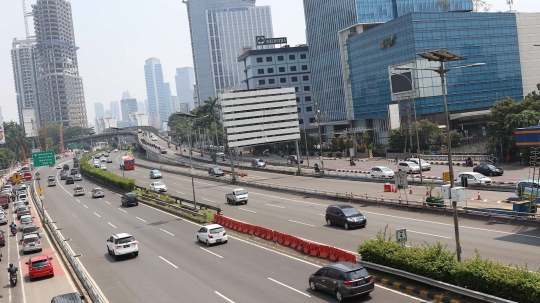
[268,78,275,84]
[300,54,307,59]
[295,87,299,92]
[266,56,273,62]
[309,117,315,123]
[280,77,287,83]
[296,97,300,103]
[290,66,297,72]
[291,76,298,82]
[267,68,274,73]
[258,69,264,75]
[256,57,263,63]
[305,96,312,102]
[277,55,284,61]
[297,108,301,113]
[299,119,304,124]
[306,106,313,112]
[301,65,308,71]
[279,67,285,72]
[259,79,266,85]
[304,86,310,91]
[289,55,296,60]
[303,75,309,81]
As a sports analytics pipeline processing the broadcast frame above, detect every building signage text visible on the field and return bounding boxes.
[209,7,249,13]
[256,36,288,46]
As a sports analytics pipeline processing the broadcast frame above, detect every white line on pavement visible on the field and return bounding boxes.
[160,228,174,236]
[215,291,235,303]
[94,212,101,218]
[176,191,185,194]
[318,214,325,216]
[159,256,178,268]
[108,222,116,228]
[288,220,315,227]
[136,217,146,222]
[267,278,311,297]
[83,204,88,209]
[238,208,257,213]
[408,230,450,239]
[202,198,216,203]
[76,199,80,203]
[140,181,146,184]
[200,247,223,259]
[265,203,285,209]
[105,201,111,204]
[118,208,127,213]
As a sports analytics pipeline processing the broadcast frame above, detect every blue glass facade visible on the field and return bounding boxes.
[347,12,523,120]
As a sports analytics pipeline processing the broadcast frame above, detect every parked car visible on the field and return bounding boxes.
[397,161,420,174]
[325,204,367,230]
[150,170,162,179]
[225,188,248,205]
[106,233,139,260]
[60,171,67,180]
[473,164,503,176]
[26,255,54,280]
[121,193,139,207]
[65,176,75,184]
[74,174,82,181]
[457,172,492,185]
[107,158,113,163]
[150,182,167,192]
[208,167,224,177]
[406,158,431,171]
[197,224,227,246]
[369,166,394,179]
[515,179,540,198]
[91,188,105,198]
[73,186,85,196]
[251,159,266,167]
[100,164,107,171]
[309,262,374,301]
[22,234,42,254]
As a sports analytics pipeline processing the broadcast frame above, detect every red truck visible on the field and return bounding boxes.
[0,194,9,209]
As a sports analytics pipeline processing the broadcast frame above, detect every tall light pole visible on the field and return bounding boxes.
[215,98,236,183]
[111,127,124,178]
[396,49,485,262]
[298,90,325,172]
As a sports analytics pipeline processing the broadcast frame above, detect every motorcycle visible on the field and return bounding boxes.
[222,156,226,161]
[9,273,17,286]
[465,160,473,167]
[350,159,356,166]
[10,227,16,236]
[314,164,321,173]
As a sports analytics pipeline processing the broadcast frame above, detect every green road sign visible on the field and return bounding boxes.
[32,150,56,167]
[396,229,407,245]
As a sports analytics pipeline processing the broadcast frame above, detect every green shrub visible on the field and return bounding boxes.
[80,152,136,191]
[358,226,540,303]
[335,151,342,158]
[327,152,333,157]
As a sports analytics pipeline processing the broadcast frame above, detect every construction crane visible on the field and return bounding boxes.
[31,119,42,151]
[21,146,27,165]
[22,0,30,38]
[42,118,48,151]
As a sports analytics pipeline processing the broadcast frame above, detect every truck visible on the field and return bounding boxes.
[225,188,248,205]
[0,194,8,209]
[121,156,135,170]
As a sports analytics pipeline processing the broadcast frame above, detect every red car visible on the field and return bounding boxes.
[26,255,54,280]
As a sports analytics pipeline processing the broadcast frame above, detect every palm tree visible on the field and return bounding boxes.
[204,97,220,148]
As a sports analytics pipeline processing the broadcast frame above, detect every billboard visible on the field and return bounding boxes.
[0,108,4,144]
[22,108,38,138]
[391,72,413,93]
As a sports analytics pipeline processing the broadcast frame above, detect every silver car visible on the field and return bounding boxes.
[19,215,34,230]
[74,174,82,181]
[22,234,42,254]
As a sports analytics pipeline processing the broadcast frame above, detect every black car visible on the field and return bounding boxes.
[66,176,75,184]
[63,164,70,171]
[60,171,67,180]
[107,158,113,163]
[208,167,224,177]
[121,193,139,207]
[325,205,367,230]
[473,164,503,176]
[70,168,78,175]
[309,262,374,301]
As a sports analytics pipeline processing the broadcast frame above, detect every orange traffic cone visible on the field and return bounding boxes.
[399,195,403,204]
[409,186,413,194]
[477,191,482,200]
[426,190,429,196]
[381,194,385,202]
[394,188,397,193]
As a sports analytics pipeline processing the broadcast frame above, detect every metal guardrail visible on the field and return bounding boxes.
[134,189,206,218]
[361,261,517,303]
[30,182,107,303]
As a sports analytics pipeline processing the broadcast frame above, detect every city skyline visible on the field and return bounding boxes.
[0,0,538,126]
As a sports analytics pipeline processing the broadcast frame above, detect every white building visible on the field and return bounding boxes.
[128,112,149,127]
[11,38,39,130]
[95,116,117,134]
[220,87,300,148]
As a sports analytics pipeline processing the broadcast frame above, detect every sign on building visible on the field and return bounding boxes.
[256,36,287,45]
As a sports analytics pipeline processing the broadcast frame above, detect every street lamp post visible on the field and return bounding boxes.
[215,101,236,183]
[396,49,485,262]
[111,127,124,178]
[297,90,324,172]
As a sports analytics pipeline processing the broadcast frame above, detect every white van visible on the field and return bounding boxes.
[94,159,100,168]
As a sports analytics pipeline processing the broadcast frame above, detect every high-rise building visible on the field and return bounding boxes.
[178,103,190,114]
[137,101,146,113]
[184,0,274,103]
[94,103,104,119]
[128,112,149,127]
[144,58,171,125]
[11,37,39,129]
[110,101,121,121]
[120,98,138,122]
[95,116,117,133]
[104,109,111,116]
[302,0,473,126]
[170,96,180,113]
[32,0,88,127]
[175,67,195,110]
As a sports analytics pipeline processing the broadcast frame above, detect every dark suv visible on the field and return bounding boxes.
[65,176,75,185]
[121,193,139,207]
[70,168,78,175]
[60,170,67,180]
[309,262,374,301]
[325,205,367,230]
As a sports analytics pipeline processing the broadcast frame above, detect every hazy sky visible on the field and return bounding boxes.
[1,0,539,125]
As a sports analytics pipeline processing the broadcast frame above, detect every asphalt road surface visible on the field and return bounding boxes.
[39,159,424,303]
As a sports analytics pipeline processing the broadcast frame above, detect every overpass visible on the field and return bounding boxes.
[64,126,161,145]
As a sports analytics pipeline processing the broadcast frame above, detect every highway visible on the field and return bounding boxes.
[38,159,424,303]
[116,149,540,270]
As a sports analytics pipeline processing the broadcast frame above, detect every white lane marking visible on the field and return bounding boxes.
[318,214,325,216]
[94,212,101,218]
[108,222,116,228]
[176,191,185,194]
[160,228,174,236]
[200,247,224,259]
[215,291,235,303]
[267,278,311,297]
[105,201,111,204]
[83,205,88,209]
[140,181,147,184]
[265,203,285,209]
[136,217,146,222]
[159,256,178,268]
[288,220,316,227]
[118,208,127,213]
[408,230,451,239]
[76,199,81,203]
[202,198,216,203]
[238,208,257,213]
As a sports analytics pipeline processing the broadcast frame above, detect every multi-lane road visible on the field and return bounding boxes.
[38,158,424,303]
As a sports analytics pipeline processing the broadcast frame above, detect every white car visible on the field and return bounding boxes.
[17,193,28,204]
[150,182,167,192]
[13,201,25,212]
[407,158,431,171]
[113,149,118,152]
[457,172,492,185]
[251,159,266,167]
[107,233,139,260]
[100,164,107,171]
[56,165,62,169]
[0,211,7,225]
[398,161,421,174]
[370,166,395,179]
[22,234,42,254]
[216,152,225,157]
[19,215,34,230]
[197,224,228,246]
[73,186,85,196]
[100,157,107,162]
[151,136,158,141]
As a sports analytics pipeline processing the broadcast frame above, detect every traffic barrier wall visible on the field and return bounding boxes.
[248,224,255,235]
[213,214,219,224]
[309,243,320,257]
[253,226,261,237]
[346,252,356,263]
[242,223,250,234]
[290,236,299,249]
[303,241,311,254]
[272,231,280,242]
[329,247,339,261]
[221,217,228,227]
[275,232,284,244]
[265,228,273,240]
[234,221,242,232]
[319,245,330,259]
[283,234,292,246]
[296,239,305,251]
[259,227,268,239]
[337,249,348,262]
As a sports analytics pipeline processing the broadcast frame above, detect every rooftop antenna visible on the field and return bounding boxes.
[22,0,30,38]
